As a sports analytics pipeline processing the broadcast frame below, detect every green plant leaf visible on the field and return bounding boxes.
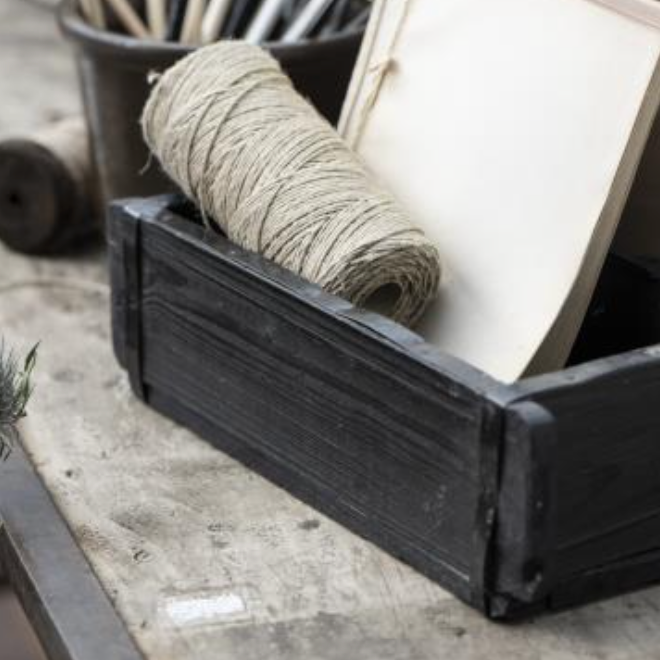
[0,341,39,461]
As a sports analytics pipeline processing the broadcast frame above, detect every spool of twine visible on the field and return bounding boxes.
[0,117,98,254]
[142,42,440,326]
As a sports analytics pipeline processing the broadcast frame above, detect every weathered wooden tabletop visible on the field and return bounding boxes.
[3,1,660,659]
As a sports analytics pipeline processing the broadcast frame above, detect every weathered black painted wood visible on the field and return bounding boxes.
[492,255,660,617]
[0,442,144,660]
[109,195,660,620]
[493,401,559,609]
[109,196,503,610]
[495,348,660,616]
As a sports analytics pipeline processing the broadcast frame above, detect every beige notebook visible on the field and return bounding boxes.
[340,0,660,382]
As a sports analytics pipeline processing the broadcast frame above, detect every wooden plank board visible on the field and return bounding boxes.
[500,349,660,600]
[112,197,660,621]
[110,199,500,608]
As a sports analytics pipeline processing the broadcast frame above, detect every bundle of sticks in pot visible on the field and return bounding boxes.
[52,0,370,246]
[75,0,371,43]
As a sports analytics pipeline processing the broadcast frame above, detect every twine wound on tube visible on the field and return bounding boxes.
[142,42,440,326]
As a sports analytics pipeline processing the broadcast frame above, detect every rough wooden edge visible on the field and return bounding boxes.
[493,361,660,618]
[489,401,559,619]
[507,343,660,402]
[0,441,144,660]
[471,401,504,611]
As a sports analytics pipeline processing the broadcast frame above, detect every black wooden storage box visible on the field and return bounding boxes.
[109,195,660,620]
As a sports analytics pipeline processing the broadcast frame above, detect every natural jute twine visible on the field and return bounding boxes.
[142,42,440,326]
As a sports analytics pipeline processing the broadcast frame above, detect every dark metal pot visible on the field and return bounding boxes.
[58,0,363,206]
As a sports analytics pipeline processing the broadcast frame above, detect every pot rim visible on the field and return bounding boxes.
[58,0,364,60]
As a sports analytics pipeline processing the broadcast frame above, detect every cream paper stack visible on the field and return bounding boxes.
[340,0,660,381]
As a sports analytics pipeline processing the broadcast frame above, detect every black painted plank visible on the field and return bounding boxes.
[110,196,660,620]
[493,253,660,615]
[494,401,558,607]
[515,353,660,573]
[108,197,503,610]
[140,220,487,604]
[494,348,660,616]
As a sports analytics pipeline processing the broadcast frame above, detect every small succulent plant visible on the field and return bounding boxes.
[0,342,38,461]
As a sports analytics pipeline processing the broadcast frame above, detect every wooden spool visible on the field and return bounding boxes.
[0,117,98,254]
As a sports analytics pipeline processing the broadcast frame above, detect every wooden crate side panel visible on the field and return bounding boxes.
[130,215,494,606]
[502,353,660,610]
[547,546,660,613]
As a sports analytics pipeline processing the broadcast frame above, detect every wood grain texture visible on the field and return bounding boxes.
[498,348,660,615]
[109,196,502,609]
[492,255,660,616]
[109,195,660,621]
[0,240,463,660]
[10,0,660,651]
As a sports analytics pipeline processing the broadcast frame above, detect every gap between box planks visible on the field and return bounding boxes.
[109,195,660,620]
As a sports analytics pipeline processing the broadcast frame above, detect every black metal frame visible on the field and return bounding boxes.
[0,442,143,660]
